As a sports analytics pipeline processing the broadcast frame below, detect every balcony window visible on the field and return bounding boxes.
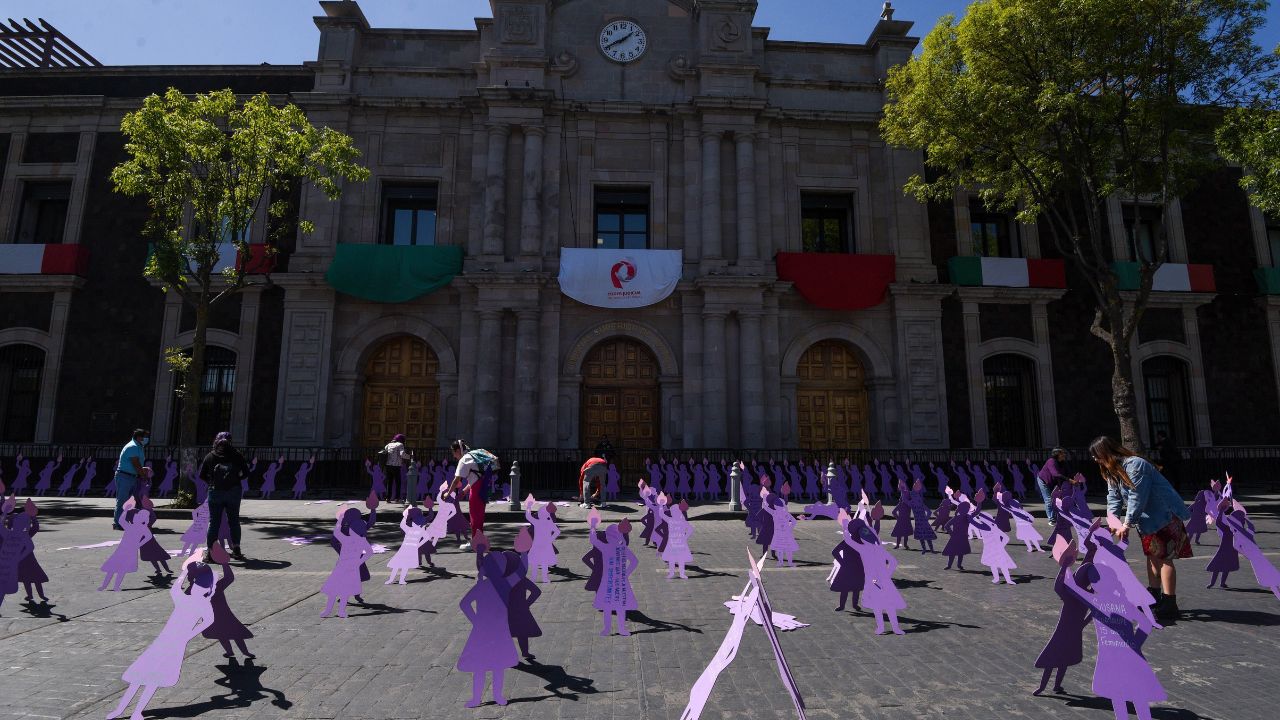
[970,200,1021,258]
[13,181,71,244]
[594,188,649,249]
[381,184,438,246]
[801,193,854,253]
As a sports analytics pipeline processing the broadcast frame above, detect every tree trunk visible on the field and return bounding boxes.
[175,295,210,507]
[1108,336,1144,454]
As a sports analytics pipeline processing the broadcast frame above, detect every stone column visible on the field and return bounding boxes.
[702,310,728,446]
[681,294,704,447]
[519,127,544,257]
[482,123,510,256]
[513,309,540,446]
[762,292,783,446]
[473,309,503,443]
[738,311,766,447]
[735,132,757,263]
[701,131,722,261]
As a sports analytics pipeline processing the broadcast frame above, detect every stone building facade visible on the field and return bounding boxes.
[2,0,1278,453]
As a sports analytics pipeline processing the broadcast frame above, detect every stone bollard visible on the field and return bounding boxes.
[507,461,521,511]
[729,462,742,512]
[826,461,837,506]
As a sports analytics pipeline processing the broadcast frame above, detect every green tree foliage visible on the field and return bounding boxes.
[112,89,368,498]
[881,0,1278,449]
[1218,85,1280,215]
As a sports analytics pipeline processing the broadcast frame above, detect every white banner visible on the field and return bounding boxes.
[558,248,683,309]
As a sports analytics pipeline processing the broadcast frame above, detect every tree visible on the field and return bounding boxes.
[1218,90,1280,214]
[113,89,369,502]
[881,0,1278,450]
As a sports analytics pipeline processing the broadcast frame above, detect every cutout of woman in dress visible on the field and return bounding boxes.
[1205,497,1240,589]
[155,456,178,498]
[291,455,315,500]
[830,510,870,612]
[890,482,913,550]
[179,499,210,557]
[202,544,254,658]
[100,501,152,591]
[386,506,429,585]
[503,550,543,660]
[0,498,36,613]
[663,499,695,579]
[76,459,98,497]
[1002,490,1044,552]
[13,500,49,603]
[839,510,906,635]
[1183,489,1211,545]
[588,510,639,637]
[941,494,973,571]
[108,553,217,720]
[136,498,174,576]
[1034,541,1093,696]
[458,552,519,707]
[1219,501,1280,599]
[970,492,1017,585]
[763,488,799,567]
[258,455,284,499]
[908,479,937,553]
[56,458,84,497]
[524,495,562,584]
[321,506,373,618]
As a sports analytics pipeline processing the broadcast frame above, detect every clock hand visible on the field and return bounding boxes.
[606,31,635,49]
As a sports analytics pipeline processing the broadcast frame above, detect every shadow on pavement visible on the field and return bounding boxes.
[145,658,291,717]
[507,658,600,703]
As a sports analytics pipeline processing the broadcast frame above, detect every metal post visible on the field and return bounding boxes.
[826,461,837,506]
[729,461,742,512]
[507,461,521,511]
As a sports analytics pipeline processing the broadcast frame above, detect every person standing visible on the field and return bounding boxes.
[382,434,412,503]
[449,440,499,552]
[112,429,151,530]
[200,432,250,561]
[1091,435,1192,623]
[1153,431,1182,491]
[1036,448,1069,526]
[594,435,614,464]
[578,456,608,508]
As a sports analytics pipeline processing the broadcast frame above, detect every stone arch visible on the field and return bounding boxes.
[1134,343,1210,447]
[0,327,53,352]
[172,328,239,352]
[780,323,892,381]
[335,314,459,381]
[0,331,52,443]
[563,320,678,378]
[974,337,1039,364]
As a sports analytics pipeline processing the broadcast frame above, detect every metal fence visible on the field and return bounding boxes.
[2,443,1277,498]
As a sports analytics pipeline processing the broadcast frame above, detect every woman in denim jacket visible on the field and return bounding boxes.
[1091,436,1192,623]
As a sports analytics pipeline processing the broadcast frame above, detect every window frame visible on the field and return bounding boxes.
[982,353,1042,449]
[593,187,651,250]
[1122,203,1163,263]
[1142,355,1195,447]
[0,344,44,443]
[169,346,237,443]
[1265,214,1280,268]
[13,180,72,245]
[800,192,855,254]
[380,183,439,247]
[968,200,1022,258]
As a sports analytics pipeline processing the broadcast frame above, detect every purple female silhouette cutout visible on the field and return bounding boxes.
[1063,556,1166,720]
[100,502,153,591]
[606,463,621,501]
[524,495,562,584]
[445,485,469,543]
[829,511,869,612]
[1010,459,1029,500]
[1001,491,1044,552]
[502,550,543,659]
[13,500,49,603]
[135,501,174,576]
[954,462,972,498]
[56,457,82,496]
[179,500,210,556]
[932,463,950,496]
[108,554,218,720]
[754,486,778,558]
[12,455,31,493]
[1184,489,1211,544]
[1219,502,1280,598]
[941,493,973,570]
[890,483,913,550]
[291,455,315,500]
[458,551,519,707]
[202,544,255,658]
[330,495,378,597]
[763,489,800,567]
[77,459,98,497]
[259,455,284,498]
[0,500,36,613]
[678,459,693,497]
[970,504,1017,584]
[908,480,937,553]
[156,457,178,498]
[840,510,906,635]
[422,482,458,551]
[417,500,440,567]
[386,506,430,585]
[321,506,373,618]
[588,509,640,636]
[663,500,695,578]
[364,459,387,499]
[1033,540,1094,696]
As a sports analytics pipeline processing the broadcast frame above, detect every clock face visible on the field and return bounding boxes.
[599,19,648,64]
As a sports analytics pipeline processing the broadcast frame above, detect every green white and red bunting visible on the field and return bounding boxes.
[0,244,90,275]
[949,256,1066,289]
[1112,262,1215,292]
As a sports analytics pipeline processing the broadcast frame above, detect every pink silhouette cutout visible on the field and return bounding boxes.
[458,551,519,707]
[588,509,639,636]
[107,553,217,719]
[524,494,562,584]
[100,500,152,591]
[1000,490,1044,552]
[663,499,695,579]
[291,455,315,499]
[321,505,373,618]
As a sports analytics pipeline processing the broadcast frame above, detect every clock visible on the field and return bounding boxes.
[598,19,648,64]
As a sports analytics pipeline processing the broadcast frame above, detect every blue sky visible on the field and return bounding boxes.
[11,0,1280,66]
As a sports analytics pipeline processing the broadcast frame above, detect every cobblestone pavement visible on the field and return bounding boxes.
[2,494,1278,720]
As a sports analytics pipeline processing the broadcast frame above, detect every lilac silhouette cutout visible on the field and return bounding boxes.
[877,461,893,499]
[662,461,678,496]
[445,485,469,543]
[100,501,152,591]
[908,479,937,553]
[422,482,459,550]
[941,493,973,570]
[692,461,708,500]
[1184,489,1211,544]
[0,500,38,613]
[970,502,1017,584]
[501,550,543,659]
[588,509,640,636]
[678,459,693,497]
[330,495,378,592]
[457,551,518,707]
[932,493,952,531]
[291,456,315,500]
[524,495,562,583]
[652,491,673,556]
[179,500,210,556]
[1000,491,1045,552]
[241,457,257,494]
[365,459,387,499]
[10,500,49,604]
[12,455,31,493]
[1062,557,1166,720]
[763,493,800,567]
[107,554,218,719]
[136,500,174,576]
[321,506,373,618]
[840,510,906,634]
[416,500,440,567]
[800,500,841,521]
[202,544,255,658]
[663,500,695,578]
[754,486,777,557]
[76,459,98,497]
[970,462,989,500]
[386,506,430,585]
[258,456,284,498]
[890,483,913,550]
[1220,503,1280,600]
[829,511,871,612]
[1009,459,1029,500]
[606,462,622,501]
[1074,517,1163,628]
[56,457,84,496]
[32,454,61,495]
[155,457,178,498]
[708,459,724,500]
[1033,543,1093,695]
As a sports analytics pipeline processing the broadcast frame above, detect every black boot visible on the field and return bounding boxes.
[1155,593,1180,623]
[1147,586,1162,603]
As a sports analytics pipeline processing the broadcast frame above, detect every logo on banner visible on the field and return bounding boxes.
[609,258,641,299]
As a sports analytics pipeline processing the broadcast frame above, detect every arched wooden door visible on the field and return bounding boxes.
[361,336,439,450]
[796,340,869,450]
[580,338,660,450]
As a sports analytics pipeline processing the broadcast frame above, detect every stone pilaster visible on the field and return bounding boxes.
[681,291,704,447]
[701,131,722,263]
[273,278,336,446]
[762,289,784,446]
[519,127,544,258]
[473,309,503,443]
[482,123,510,257]
[738,310,765,447]
[513,309,540,446]
[735,132,757,263]
[702,310,728,446]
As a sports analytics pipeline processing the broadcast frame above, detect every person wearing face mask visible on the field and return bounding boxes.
[113,429,152,530]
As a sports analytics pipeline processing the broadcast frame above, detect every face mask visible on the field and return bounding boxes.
[140,437,150,447]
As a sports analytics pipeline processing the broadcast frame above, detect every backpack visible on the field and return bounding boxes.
[375,447,390,465]
[207,460,237,492]
[466,449,498,477]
